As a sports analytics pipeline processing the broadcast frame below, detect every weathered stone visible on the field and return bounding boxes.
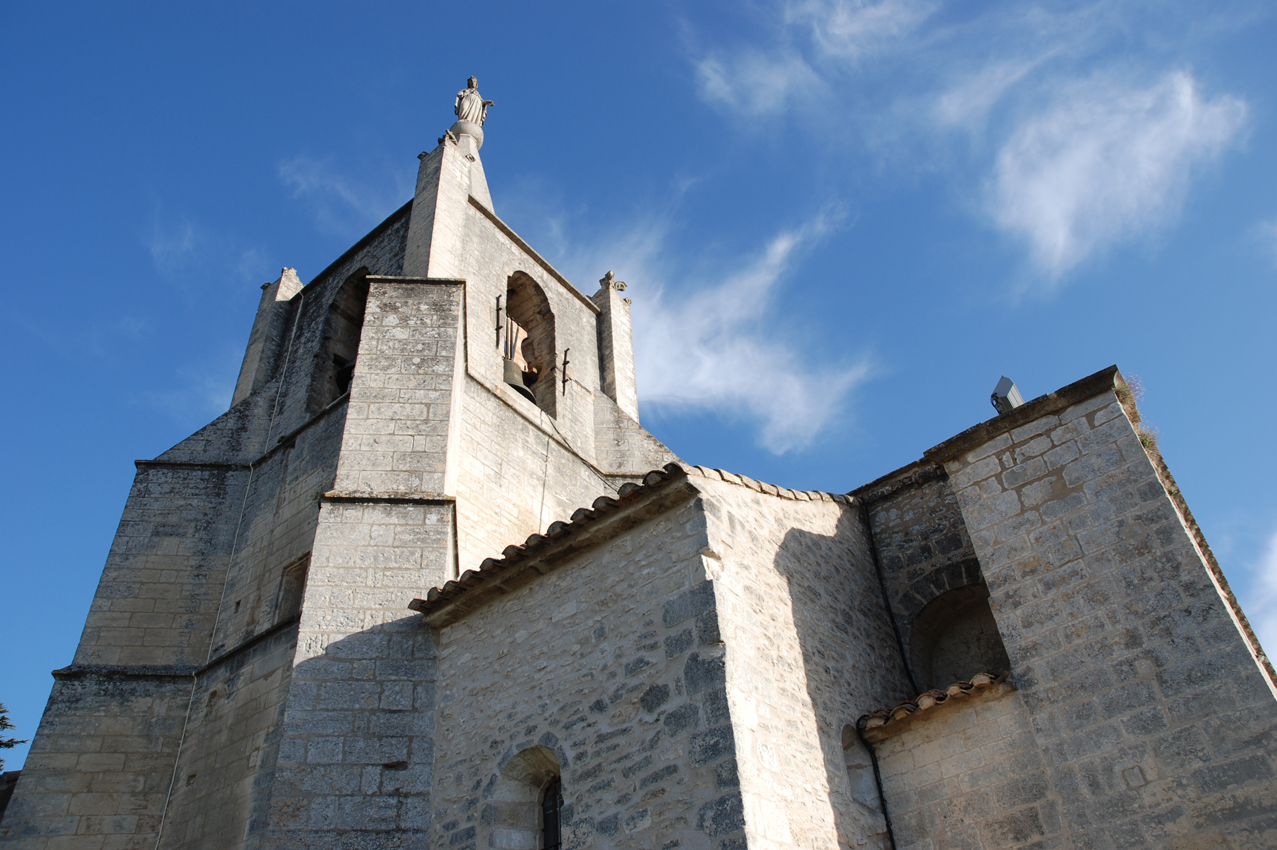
[7,96,1274,850]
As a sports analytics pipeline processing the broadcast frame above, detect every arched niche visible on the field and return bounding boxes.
[309,269,369,412]
[503,271,556,417]
[482,745,561,850]
[910,584,1011,691]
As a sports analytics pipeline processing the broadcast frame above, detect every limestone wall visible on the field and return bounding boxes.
[1,199,413,849]
[264,207,410,441]
[870,684,1063,849]
[593,393,676,478]
[0,675,191,849]
[156,626,298,850]
[252,277,467,848]
[154,408,348,850]
[936,379,1277,848]
[695,477,912,850]
[442,197,675,571]
[429,490,745,850]
[859,466,981,681]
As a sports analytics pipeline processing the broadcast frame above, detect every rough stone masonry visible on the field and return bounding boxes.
[2,83,1273,850]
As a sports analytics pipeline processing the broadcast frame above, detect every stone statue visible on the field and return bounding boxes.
[455,77,494,127]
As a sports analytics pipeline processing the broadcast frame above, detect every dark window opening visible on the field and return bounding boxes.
[333,354,357,397]
[309,270,369,412]
[541,777,562,850]
[276,558,309,624]
[502,272,556,416]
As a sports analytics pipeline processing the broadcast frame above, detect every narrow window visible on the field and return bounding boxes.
[276,557,309,624]
[541,776,563,849]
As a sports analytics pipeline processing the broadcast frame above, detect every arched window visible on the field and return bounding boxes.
[309,269,369,411]
[540,776,562,849]
[909,584,1011,691]
[481,745,562,850]
[502,272,556,417]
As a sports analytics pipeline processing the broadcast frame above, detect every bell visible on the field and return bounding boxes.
[503,358,536,403]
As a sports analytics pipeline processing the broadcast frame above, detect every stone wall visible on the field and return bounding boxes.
[695,476,911,850]
[593,393,676,478]
[1,203,413,848]
[0,674,191,849]
[157,626,298,850]
[154,407,349,850]
[429,487,745,850]
[265,207,409,441]
[254,277,467,847]
[858,465,982,689]
[870,684,1064,850]
[935,376,1277,848]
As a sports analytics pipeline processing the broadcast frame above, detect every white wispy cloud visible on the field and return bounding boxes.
[787,0,937,59]
[632,217,872,453]
[1254,219,1277,268]
[932,56,1044,133]
[148,220,199,279]
[696,50,823,117]
[537,203,870,454]
[988,72,1246,278]
[1247,527,1277,663]
[142,347,242,424]
[148,216,266,294]
[686,1,1255,283]
[279,155,413,237]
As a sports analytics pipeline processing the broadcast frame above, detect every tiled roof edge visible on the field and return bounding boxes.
[690,465,856,506]
[411,462,695,621]
[409,462,855,624]
[858,671,1012,739]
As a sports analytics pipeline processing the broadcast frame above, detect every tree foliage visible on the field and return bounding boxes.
[0,701,26,771]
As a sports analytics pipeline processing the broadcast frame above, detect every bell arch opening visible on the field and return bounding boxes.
[309,269,369,412]
[909,584,1011,691]
[482,745,562,850]
[502,271,556,417]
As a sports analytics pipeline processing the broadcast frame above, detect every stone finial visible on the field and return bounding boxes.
[599,270,627,292]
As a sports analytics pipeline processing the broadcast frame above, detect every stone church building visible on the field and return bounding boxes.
[3,82,1275,850]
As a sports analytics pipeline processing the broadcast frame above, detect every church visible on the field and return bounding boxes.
[2,79,1274,850]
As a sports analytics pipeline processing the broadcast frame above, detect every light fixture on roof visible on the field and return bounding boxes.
[991,376,1024,415]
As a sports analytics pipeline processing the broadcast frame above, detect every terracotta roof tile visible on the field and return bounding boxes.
[858,672,1011,737]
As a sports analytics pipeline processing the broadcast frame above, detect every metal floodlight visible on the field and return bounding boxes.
[991,376,1024,415]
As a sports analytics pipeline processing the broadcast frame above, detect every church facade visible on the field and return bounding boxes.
[2,85,1275,850]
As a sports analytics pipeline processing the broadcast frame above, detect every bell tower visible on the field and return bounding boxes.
[2,77,675,850]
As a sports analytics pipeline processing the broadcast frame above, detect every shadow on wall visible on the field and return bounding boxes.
[256,616,437,848]
[770,509,914,850]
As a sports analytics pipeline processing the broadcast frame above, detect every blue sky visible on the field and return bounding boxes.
[2,1,1275,769]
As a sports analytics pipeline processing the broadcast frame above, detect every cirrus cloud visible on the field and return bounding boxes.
[988,72,1246,278]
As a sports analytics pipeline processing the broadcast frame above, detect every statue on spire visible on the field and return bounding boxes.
[455,77,493,127]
